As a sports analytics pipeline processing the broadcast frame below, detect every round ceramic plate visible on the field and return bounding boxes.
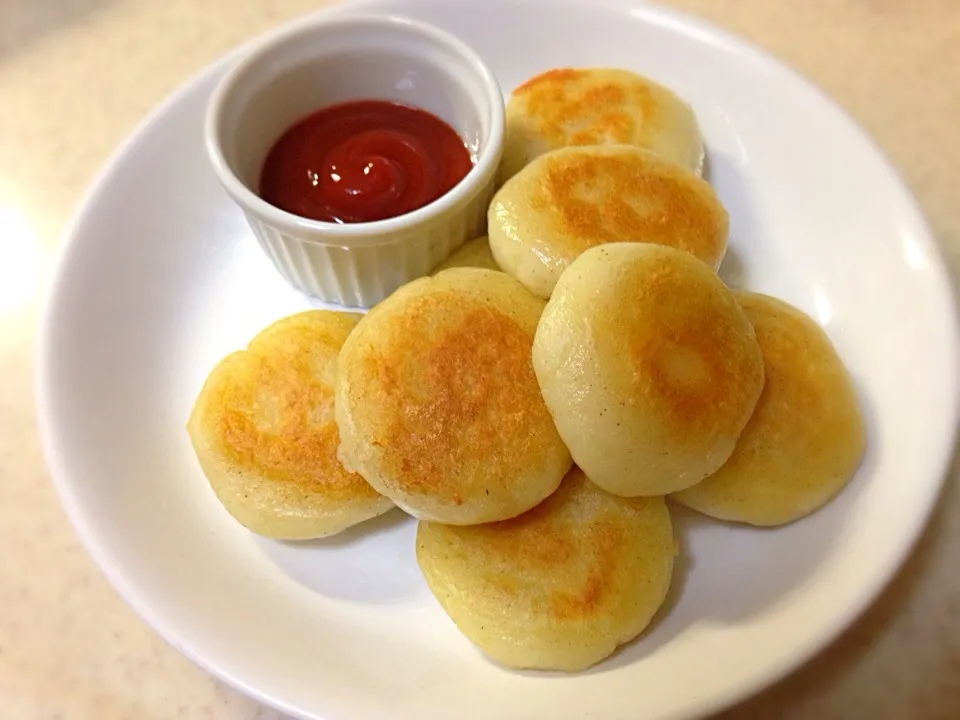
[37,0,959,718]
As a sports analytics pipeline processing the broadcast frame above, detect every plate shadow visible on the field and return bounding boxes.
[255,509,426,605]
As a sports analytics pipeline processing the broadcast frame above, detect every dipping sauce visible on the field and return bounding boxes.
[258,100,473,224]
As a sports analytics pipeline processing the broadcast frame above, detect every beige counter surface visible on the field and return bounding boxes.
[1,0,958,717]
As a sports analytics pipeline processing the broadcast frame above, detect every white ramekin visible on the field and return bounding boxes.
[205,12,505,307]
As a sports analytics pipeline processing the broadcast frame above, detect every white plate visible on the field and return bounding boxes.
[37,0,959,718]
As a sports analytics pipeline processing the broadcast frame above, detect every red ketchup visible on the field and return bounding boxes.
[258,100,473,224]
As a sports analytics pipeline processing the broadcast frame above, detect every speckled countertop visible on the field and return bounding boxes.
[1,0,958,717]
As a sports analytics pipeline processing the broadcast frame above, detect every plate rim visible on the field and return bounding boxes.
[35,0,960,718]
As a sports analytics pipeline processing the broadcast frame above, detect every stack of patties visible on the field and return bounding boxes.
[670,291,865,526]
[410,67,863,668]
[533,243,864,520]
[333,265,678,671]
[187,64,866,675]
[483,66,864,526]
[488,67,725,299]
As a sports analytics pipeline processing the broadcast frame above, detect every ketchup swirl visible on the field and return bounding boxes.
[258,100,473,224]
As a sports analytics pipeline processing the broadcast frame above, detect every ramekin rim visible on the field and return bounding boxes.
[203,11,505,244]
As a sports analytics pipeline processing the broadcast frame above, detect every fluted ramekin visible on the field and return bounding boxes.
[205,12,504,307]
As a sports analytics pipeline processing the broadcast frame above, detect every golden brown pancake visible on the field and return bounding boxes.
[431,236,500,273]
[186,311,394,539]
[489,145,728,298]
[416,467,675,671]
[533,243,764,496]
[501,67,704,181]
[336,267,571,524]
[672,292,866,525]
